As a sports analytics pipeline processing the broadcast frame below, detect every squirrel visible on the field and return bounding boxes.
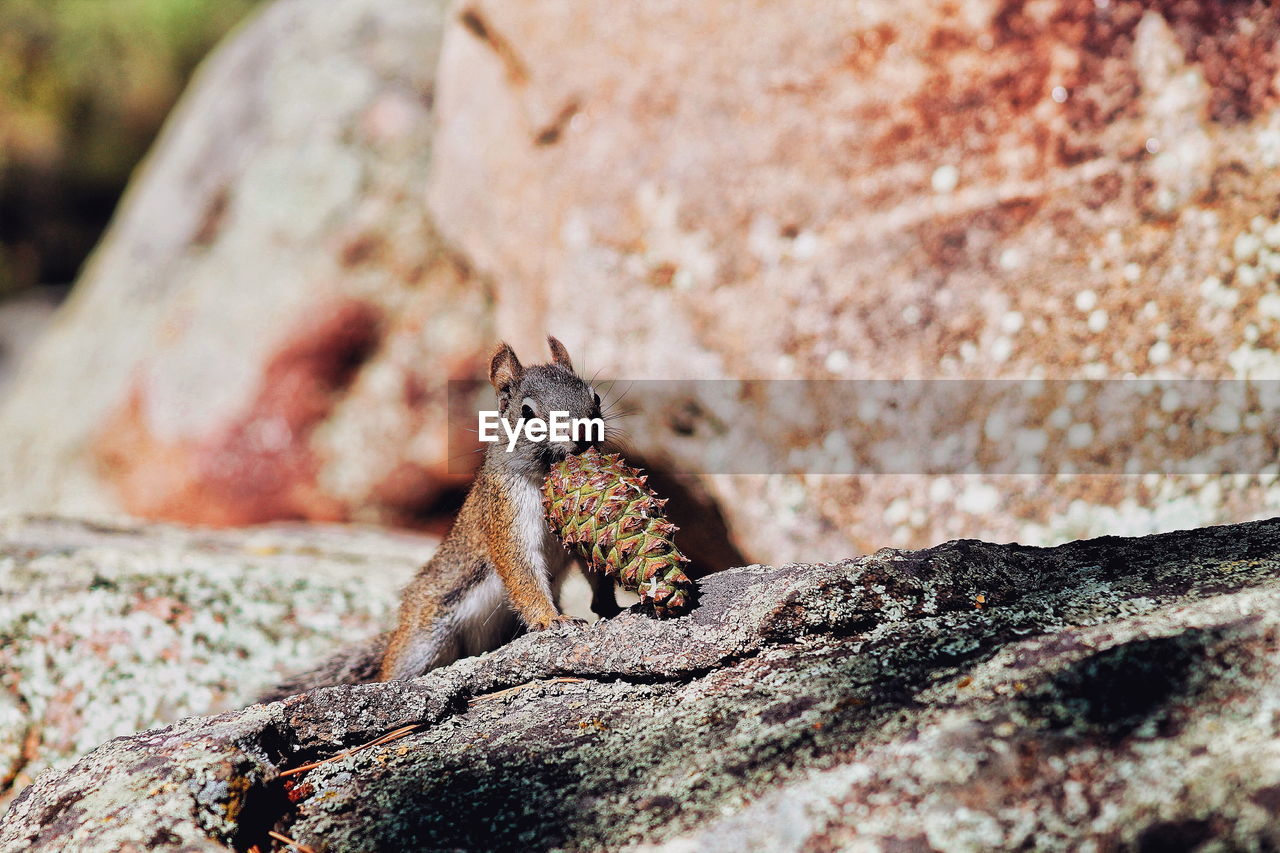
[260,336,618,701]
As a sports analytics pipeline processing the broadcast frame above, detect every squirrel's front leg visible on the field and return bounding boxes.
[482,476,582,630]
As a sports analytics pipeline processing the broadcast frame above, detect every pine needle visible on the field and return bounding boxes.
[268,829,317,853]
[278,723,422,778]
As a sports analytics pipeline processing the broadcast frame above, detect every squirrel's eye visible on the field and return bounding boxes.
[521,404,534,420]
[593,393,601,408]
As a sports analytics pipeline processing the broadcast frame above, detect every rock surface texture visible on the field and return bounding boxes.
[4,0,1280,562]
[3,516,1280,851]
[0,516,423,812]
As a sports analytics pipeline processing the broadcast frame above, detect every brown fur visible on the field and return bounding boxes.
[261,337,612,699]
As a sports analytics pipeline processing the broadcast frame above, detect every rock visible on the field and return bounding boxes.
[0,291,58,401]
[0,0,490,527]
[3,517,1280,850]
[425,1,1280,562]
[5,0,1280,563]
[0,516,424,811]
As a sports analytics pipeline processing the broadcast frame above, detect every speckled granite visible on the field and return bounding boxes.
[3,517,1279,851]
[0,516,424,812]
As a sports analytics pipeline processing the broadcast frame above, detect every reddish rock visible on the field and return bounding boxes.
[3,0,1280,564]
[94,299,378,525]
[425,0,1280,561]
[0,0,491,529]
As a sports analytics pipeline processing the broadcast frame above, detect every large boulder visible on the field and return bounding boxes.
[425,1,1280,561]
[3,0,1280,564]
[0,0,489,528]
[2,516,1280,850]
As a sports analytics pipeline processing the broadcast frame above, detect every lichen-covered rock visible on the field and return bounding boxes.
[4,517,1280,851]
[0,516,423,812]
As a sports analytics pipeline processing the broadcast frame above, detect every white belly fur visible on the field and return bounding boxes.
[455,571,513,656]
[456,474,568,655]
[510,472,571,596]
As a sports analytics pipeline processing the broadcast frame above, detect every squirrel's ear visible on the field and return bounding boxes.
[489,342,524,396]
[547,335,574,371]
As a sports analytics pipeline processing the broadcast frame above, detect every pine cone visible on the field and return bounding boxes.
[542,448,694,616]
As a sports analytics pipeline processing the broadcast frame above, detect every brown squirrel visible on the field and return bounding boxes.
[261,337,617,701]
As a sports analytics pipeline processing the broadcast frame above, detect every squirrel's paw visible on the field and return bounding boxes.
[534,614,589,632]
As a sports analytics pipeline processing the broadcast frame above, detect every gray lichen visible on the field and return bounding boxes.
[4,518,1280,851]
[0,516,419,811]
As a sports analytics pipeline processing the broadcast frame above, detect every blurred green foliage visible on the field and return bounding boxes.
[0,0,262,294]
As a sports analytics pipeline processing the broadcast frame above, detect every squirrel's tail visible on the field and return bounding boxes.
[258,634,387,703]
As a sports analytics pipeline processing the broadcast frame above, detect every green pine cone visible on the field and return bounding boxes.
[542,447,694,616]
